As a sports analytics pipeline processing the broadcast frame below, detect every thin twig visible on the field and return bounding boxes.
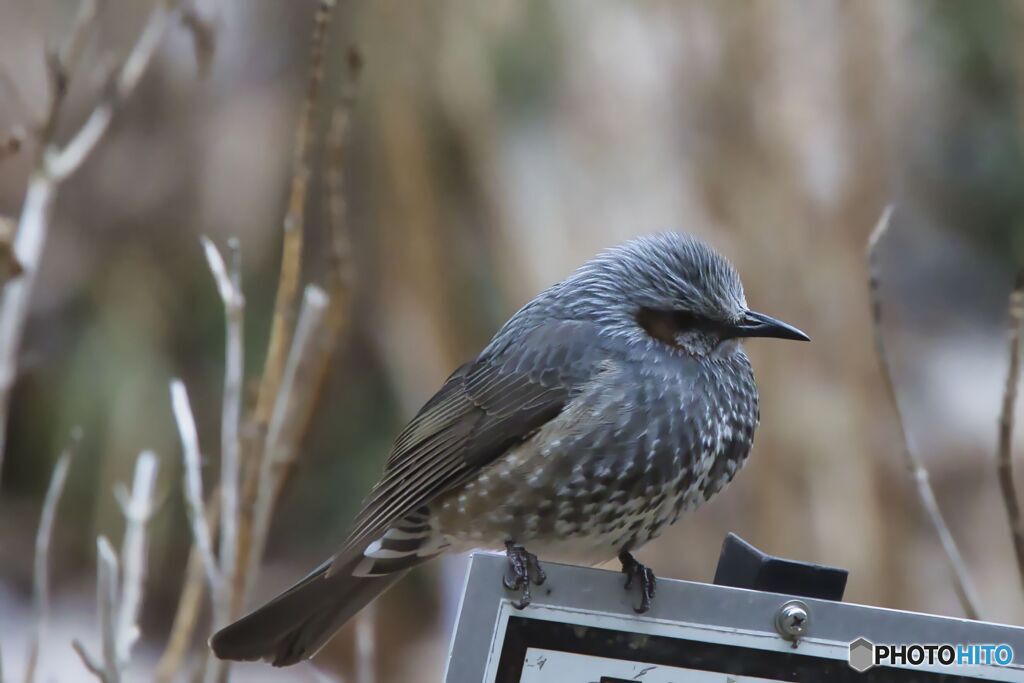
[72,639,107,683]
[997,270,1024,591]
[200,237,244,624]
[246,286,331,599]
[0,0,194,488]
[38,0,102,147]
[867,206,983,620]
[154,493,220,683]
[199,236,245,683]
[170,380,222,597]
[97,535,120,683]
[230,440,259,619]
[114,451,159,668]
[324,105,355,341]
[0,0,97,485]
[232,0,338,623]
[253,0,337,429]
[25,431,80,683]
[180,5,217,78]
[45,1,178,181]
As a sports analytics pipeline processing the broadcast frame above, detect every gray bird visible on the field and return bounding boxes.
[210,232,808,666]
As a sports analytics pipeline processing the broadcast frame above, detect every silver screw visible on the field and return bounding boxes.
[774,600,809,647]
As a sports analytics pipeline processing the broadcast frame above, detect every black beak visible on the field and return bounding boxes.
[731,310,810,342]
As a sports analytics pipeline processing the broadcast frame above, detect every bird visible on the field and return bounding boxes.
[210,232,809,667]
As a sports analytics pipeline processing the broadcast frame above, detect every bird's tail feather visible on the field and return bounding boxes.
[209,553,409,667]
[211,508,446,666]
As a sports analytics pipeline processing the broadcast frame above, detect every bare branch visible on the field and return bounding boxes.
[231,0,339,626]
[78,453,165,682]
[46,0,179,181]
[198,236,245,683]
[867,206,983,620]
[199,236,240,307]
[114,451,159,668]
[268,285,330,477]
[98,536,119,682]
[246,286,330,598]
[39,0,102,145]
[25,431,80,683]
[254,0,337,430]
[324,105,355,339]
[0,216,22,289]
[0,0,192,488]
[170,380,222,598]
[154,493,220,683]
[219,239,243,598]
[997,271,1024,591]
[72,639,107,683]
[0,143,56,492]
[181,5,218,78]
[200,236,244,632]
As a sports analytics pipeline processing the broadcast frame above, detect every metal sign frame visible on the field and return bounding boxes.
[445,552,1024,682]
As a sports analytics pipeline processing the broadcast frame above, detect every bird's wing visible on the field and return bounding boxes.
[336,318,604,560]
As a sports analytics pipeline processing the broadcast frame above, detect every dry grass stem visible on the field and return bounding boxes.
[997,271,1024,591]
[867,206,983,620]
[24,432,79,683]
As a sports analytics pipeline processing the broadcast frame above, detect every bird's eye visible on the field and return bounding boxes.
[635,307,708,346]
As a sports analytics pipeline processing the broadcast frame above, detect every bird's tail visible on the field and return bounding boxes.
[210,551,412,667]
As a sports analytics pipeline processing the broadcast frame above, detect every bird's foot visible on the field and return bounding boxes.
[503,541,546,609]
[619,550,656,614]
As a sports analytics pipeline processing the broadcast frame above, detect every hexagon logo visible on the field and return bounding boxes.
[848,637,875,672]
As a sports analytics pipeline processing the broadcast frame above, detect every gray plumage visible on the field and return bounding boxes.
[210,232,808,666]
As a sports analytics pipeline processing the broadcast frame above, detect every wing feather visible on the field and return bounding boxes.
[337,319,604,559]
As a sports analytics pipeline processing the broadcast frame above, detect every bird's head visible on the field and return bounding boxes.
[568,232,809,357]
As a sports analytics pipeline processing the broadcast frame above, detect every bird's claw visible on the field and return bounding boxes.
[504,541,545,609]
[619,550,656,613]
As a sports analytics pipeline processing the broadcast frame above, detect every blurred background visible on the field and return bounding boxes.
[2,0,1024,680]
